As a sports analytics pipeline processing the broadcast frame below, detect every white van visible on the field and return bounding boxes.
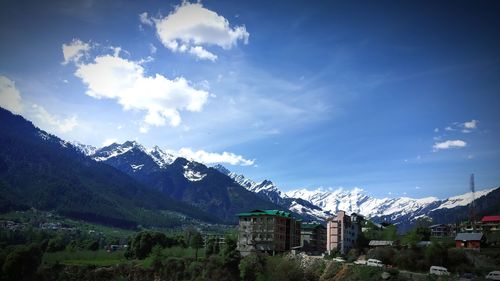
[429,266,450,276]
[486,271,500,280]
[366,259,384,267]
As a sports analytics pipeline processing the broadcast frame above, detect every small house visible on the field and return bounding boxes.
[455,233,484,250]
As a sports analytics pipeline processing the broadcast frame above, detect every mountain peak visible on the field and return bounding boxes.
[213,164,231,175]
[147,145,176,167]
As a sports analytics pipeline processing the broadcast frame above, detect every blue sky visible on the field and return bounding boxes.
[1,0,500,198]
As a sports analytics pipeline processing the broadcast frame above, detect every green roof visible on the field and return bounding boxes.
[301,223,326,229]
[236,209,292,218]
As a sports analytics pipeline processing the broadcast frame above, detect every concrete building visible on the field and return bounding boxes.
[326,211,363,254]
[429,224,453,237]
[300,223,327,254]
[480,216,500,232]
[236,209,301,256]
[455,232,484,250]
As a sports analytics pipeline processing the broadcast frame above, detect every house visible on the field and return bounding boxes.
[236,210,301,256]
[326,211,363,254]
[480,216,500,232]
[455,233,484,250]
[429,224,452,237]
[368,240,395,247]
[300,223,327,254]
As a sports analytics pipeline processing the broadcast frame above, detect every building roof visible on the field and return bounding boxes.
[236,209,292,218]
[301,223,326,230]
[429,224,449,228]
[455,232,483,241]
[416,241,432,247]
[481,215,500,223]
[369,240,394,246]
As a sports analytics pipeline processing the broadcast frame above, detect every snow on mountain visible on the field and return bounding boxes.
[285,187,443,219]
[433,187,497,210]
[214,165,285,200]
[71,141,97,156]
[130,164,144,171]
[214,164,499,225]
[183,163,207,182]
[213,164,331,220]
[92,141,146,162]
[147,145,177,168]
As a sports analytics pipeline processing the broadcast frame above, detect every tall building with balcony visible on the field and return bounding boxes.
[326,211,363,254]
[236,209,301,256]
[300,223,327,254]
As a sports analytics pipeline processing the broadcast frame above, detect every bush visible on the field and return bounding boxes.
[239,252,267,281]
[2,244,42,281]
[367,247,396,265]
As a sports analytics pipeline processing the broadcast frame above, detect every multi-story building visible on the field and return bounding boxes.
[300,223,327,254]
[236,209,301,256]
[429,224,453,237]
[326,211,362,254]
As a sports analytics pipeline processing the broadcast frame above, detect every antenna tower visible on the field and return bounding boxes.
[469,173,476,230]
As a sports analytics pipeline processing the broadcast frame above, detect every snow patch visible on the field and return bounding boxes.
[183,164,206,182]
[131,164,144,171]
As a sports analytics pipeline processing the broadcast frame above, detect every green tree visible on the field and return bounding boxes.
[46,236,66,252]
[2,245,42,281]
[239,252,266,281]
[220,231,241,280]
[205,237,220,257]
[189,231,204,260]
[425,241,447,266]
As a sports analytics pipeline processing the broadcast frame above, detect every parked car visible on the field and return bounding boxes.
[486,271,500,280]
[429,266,450,276]
[462,272,477,279]
[366,259,384,267]
[354,259,367,265]
[332,257,346,263]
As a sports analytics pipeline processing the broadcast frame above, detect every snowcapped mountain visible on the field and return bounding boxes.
[213,164,332,221]
[71,141,97,156]
[71,140,499,228]
[285,187,440,220]
[213,164,286,204]
[213,165,499,229]
[73,141,279,223]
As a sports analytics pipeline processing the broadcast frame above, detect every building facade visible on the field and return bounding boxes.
[455,232,484,250]
[236,210,301,256]
[326,211,363,254]
[429,224,452,237]
[480,216,500,232]
[300,223,327,254]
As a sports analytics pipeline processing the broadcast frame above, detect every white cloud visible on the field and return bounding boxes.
[101,138,118,147]
[189,46,217,61]
[67,41,209,129]
[174,147,254,166]
[463,119,477,129]
[149,2,249,61]
[31,104,78,133]
[415,186,421,190]
[432,139,467,151]
[0,76,23,114]
[149,43,157,54]
[62,39,90,65]
[433,128,439,133]
[445,126,454,131]
[139,12,154,26]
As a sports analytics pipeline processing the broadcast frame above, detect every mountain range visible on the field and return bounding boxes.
[1,107,498,231]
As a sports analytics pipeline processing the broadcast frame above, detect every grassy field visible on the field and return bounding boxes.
[43,250,127,266]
